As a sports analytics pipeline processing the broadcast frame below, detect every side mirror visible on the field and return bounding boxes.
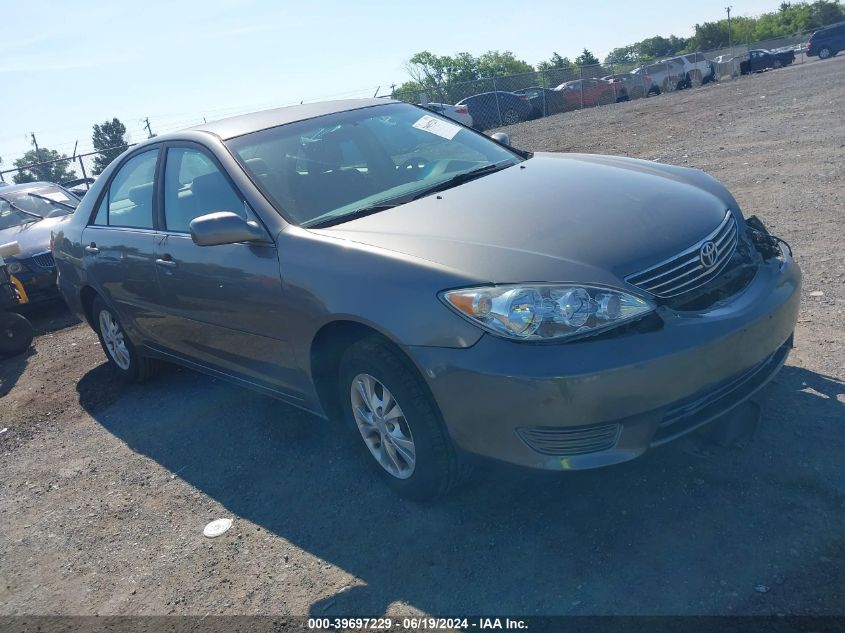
[490,132,511,146]
[189,211,267,246]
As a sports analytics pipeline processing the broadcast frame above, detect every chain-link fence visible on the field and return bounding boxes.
[0,29,824,180]
[0,145,134,194]
[392,31,817,131]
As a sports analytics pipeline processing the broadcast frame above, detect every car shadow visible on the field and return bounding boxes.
[76,362,845,615]
[17,299,81,335]
[0,346,34,398]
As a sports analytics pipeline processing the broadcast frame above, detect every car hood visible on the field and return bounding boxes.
[0,214,73,259]
[314,153,734,285]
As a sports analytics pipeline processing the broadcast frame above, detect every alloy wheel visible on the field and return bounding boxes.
[99,309,131,370]
[350,373,416,479]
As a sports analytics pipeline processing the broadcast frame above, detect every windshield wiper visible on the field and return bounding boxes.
[27,192,76,211]
[0,194,43,219]
[306,203,399,229]
[410,161,516,201]
[304,161,518,229]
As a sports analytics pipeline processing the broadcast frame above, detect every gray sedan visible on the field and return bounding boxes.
[53,99,800,499]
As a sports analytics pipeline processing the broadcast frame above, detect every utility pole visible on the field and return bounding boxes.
[726,6,733,55]
[143,117,154,139]
[31,132,41,160]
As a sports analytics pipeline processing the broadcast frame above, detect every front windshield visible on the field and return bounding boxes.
[226,102,521,228]
[0,185,78,229]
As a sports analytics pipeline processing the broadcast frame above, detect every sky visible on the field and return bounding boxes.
[0,0,781,169]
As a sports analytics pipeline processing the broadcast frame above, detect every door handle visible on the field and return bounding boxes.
[155,257,177,268]
[84,243,99,254]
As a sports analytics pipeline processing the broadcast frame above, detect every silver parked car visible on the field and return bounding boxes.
[54,99,800,499]
[418,102,473,127]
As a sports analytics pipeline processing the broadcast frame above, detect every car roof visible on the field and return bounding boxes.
[184,98,398,140]
[0,181,64,193]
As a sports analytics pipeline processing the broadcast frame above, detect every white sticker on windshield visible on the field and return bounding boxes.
[412,115,461,140]
[41,191,71,202]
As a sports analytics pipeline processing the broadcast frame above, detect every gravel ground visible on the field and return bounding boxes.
[1,56,844,618]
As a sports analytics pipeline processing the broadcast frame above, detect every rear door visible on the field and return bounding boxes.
[81,148,163,340]
[151,143,302,398]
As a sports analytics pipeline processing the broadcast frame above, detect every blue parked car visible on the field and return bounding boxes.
[455,91,533,131]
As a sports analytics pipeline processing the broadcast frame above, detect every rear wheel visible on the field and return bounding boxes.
[773,59,783,69]
[339,335,467,500]
[92,296,158,382]
[501,109,520,125]
[819,47,833,59]
[0,312,33,356]
[689,70,703,88]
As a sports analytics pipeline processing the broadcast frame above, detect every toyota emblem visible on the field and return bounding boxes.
[699,241,718,268]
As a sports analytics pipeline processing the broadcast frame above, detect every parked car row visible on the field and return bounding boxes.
[419,50,727,132]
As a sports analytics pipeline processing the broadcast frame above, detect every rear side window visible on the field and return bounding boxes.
[92,149,159,229]
[163,148,244,233]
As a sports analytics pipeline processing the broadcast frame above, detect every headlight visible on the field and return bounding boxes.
[440,284,656,342]
[6,261,24,274]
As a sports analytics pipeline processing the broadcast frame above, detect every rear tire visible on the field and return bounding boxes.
[819,47,832,59]
[501,109,520,126]
[338,335,467,501]
[689,70,703,88]
[0,312,34,356]
[773,59,783,69]
[92,296,158,382]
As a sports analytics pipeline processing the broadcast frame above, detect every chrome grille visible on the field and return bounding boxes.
[30,252,55,269]
[516,423,621,456]
[626,212,738,298]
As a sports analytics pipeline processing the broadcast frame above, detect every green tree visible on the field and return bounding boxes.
[604,45,639,66]
[575,48,600,67]
[92,118,128,175]
[12,148,77,184]
[538,52,576,71]
[476,50,534,77]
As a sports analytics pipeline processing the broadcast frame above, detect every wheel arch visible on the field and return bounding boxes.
[309,319,428,421]
[79,285,99,329]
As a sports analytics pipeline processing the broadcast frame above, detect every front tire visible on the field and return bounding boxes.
[339,335,466,500]
[92,296,157,382]
[0,312,34,356]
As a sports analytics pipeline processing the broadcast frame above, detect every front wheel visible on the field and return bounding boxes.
[339,336,467,500]
[92,296,158,382]
[0,312,34,356]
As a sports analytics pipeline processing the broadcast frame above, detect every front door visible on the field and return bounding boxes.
[151,145,303,399]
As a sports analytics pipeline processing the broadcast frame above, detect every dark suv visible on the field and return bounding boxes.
[807,22,845,59]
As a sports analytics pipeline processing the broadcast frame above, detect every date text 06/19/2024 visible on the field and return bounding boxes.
[307,617,529,630]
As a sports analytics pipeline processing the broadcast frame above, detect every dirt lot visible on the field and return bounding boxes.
[1,56,844,618]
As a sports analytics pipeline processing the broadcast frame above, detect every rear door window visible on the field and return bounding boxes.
[93,149,159,229]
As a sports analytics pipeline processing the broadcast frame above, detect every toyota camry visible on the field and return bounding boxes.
[53,99,800,499]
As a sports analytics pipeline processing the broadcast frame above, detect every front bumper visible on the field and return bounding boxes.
[408,250,801,470]
[12,267,60,304]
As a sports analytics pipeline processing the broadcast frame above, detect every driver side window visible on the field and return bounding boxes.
[163,148,244,233]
